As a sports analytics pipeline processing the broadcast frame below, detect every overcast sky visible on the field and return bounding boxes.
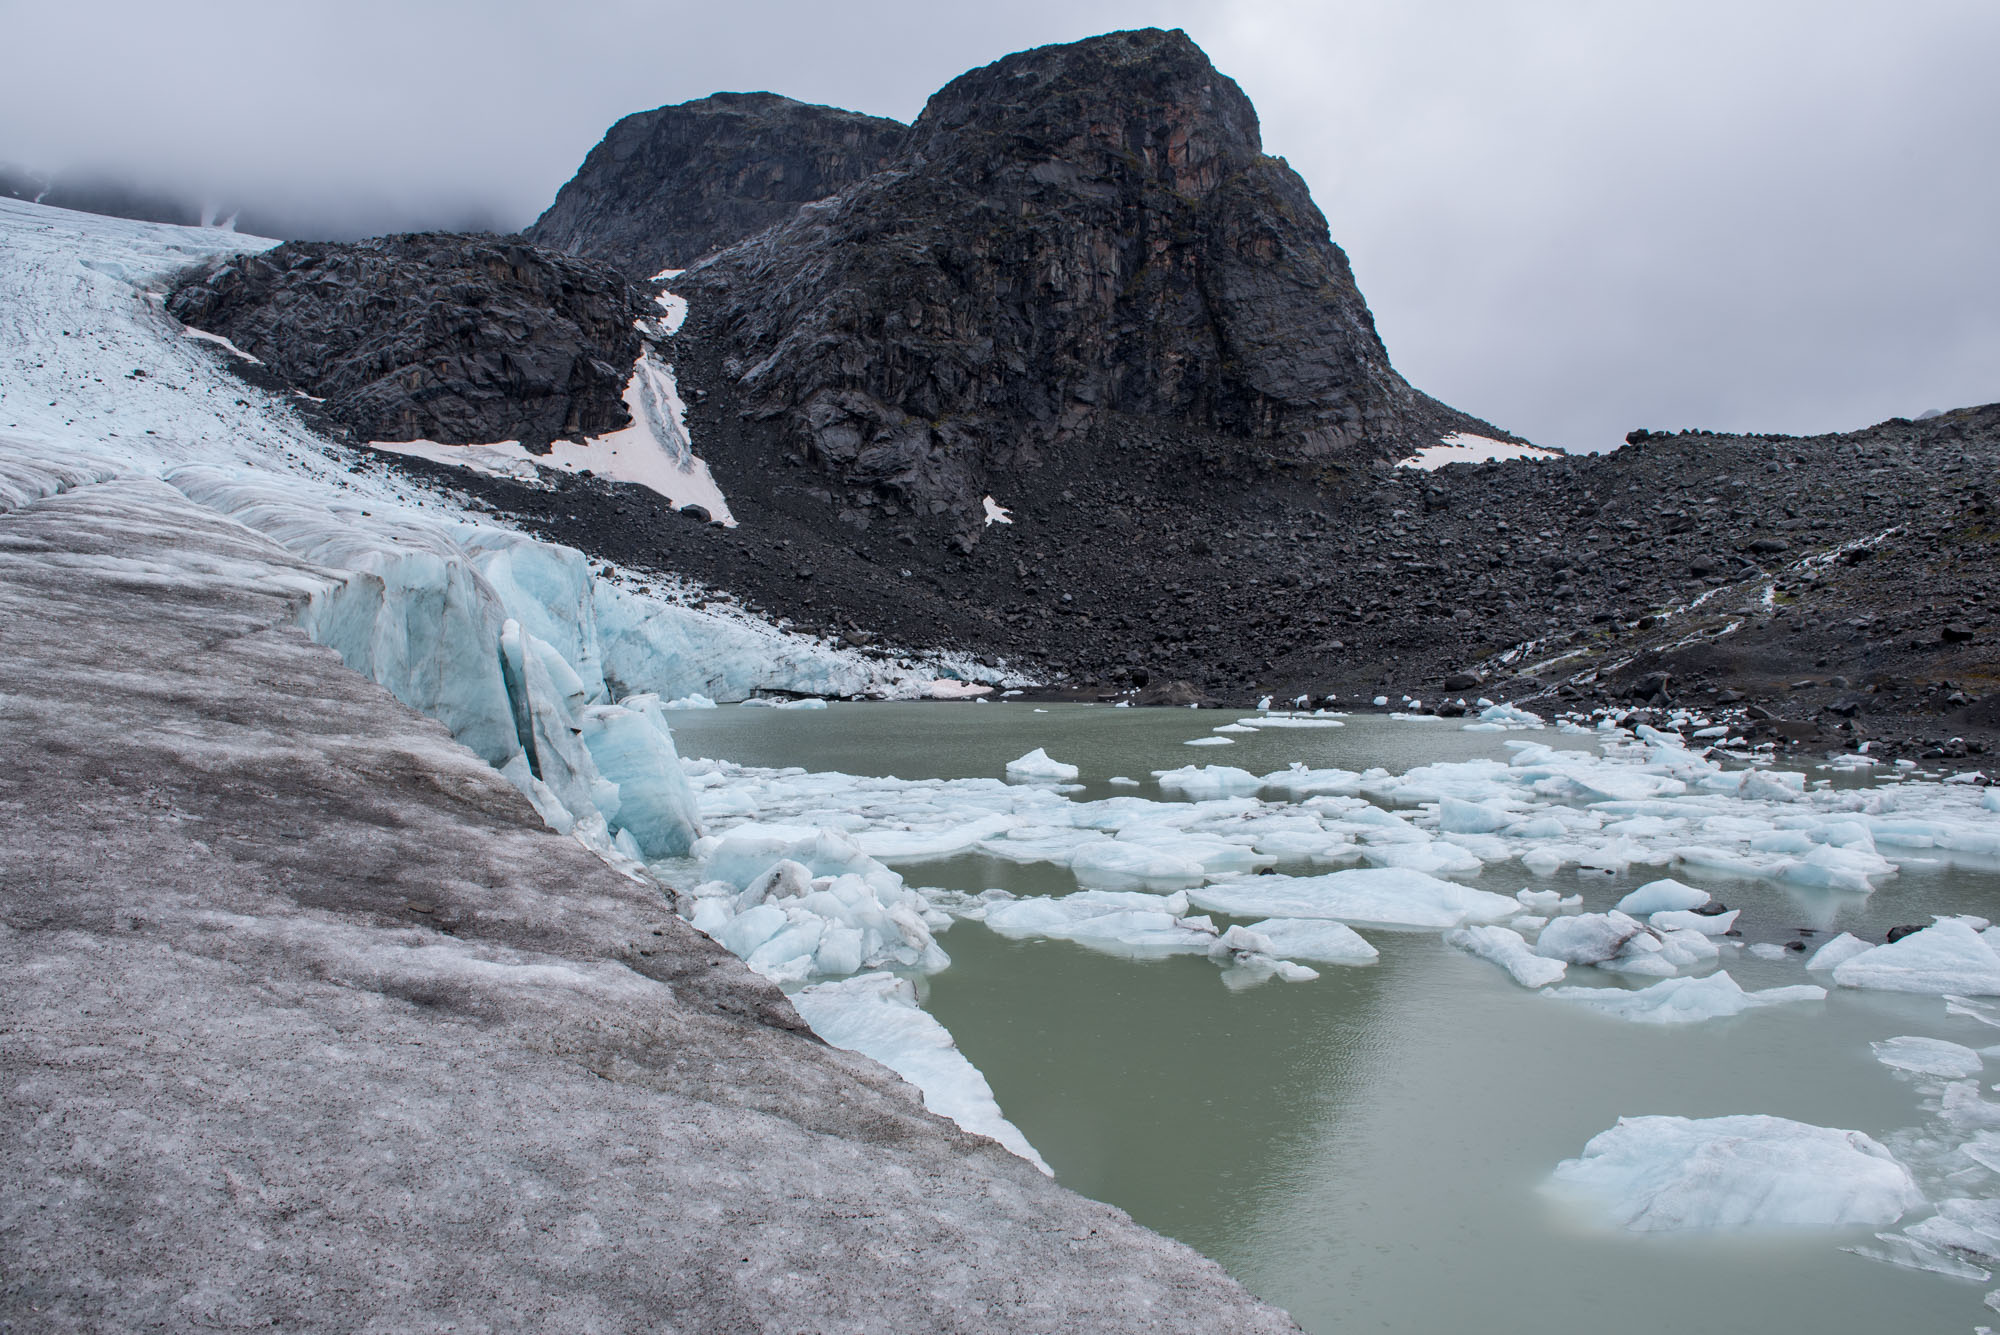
[6,0,1995,451]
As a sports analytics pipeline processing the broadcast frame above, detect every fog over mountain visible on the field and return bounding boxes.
[6,0,1995,451]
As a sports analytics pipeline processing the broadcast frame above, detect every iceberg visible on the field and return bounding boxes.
[1006,748,1080,781]
[1549,1114,1923,1232]
[1616,878,1711,915]
[1549,972,1825,1024]
[1153,765,1266,799]
[1805,932,1873,972]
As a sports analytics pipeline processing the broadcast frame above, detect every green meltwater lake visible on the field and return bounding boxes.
[661,701,2000,1334]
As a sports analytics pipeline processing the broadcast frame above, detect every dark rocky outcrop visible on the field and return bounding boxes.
[525,92,908,276]
[673,29,1507,535]
[169,234,646,450]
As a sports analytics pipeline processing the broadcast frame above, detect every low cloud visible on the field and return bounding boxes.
[6,0,1993,450]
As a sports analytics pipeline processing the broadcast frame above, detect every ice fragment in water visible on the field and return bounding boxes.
[1068,843,1207,893]
[1873,1035,1984,1079]
[1188,868,1517,930]
[1616,878,1711,915]
[1005,747,1079,781]
[1549,1114,1923,1232]
[1833,920,2000,995]
[1445,925,1567,988]
[1549,972,1825,1024]
[1805,932,1873,971]
[1243,917,1379,964]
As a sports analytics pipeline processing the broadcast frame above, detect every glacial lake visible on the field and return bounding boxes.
[665,702,2000,1334]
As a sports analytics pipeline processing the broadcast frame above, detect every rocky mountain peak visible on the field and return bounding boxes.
[907,28,1262,197]
[669,29,1506,536]
[525,92,908,276]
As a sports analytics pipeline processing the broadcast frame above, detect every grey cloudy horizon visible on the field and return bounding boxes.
[5,0,1996,453]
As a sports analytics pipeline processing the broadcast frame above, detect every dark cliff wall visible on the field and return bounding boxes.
[524,92,909,276]
[671,29,1507,531]
[168,235,645,451]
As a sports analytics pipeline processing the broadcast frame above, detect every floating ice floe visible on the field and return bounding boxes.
[1616,878,1711,915]
[1006,748,1080,782]
[1188,868,1517,930]
[1243,918,1379,965]
[1445,925,1567,988]
[791,973,1048,1173]
[1066,843,1208,892]
[1549,1114,1924,1232]
[1237,713,1345,729]
[1549,972,1825,1024]
[982,890,1218,958]
[1153,765,1265,799]
[1833,920,2000,996]
[1847,1192,2000,1280]
[1873,1035,1985,1079]
[1806,932,1874,971]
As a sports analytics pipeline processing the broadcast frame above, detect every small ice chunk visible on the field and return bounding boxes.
[1549,1114,1924,1232]
[1521,847,1567,877]
[1438,797,1514,834]
[1650,908,1740,937]
[983,892,1218,957]
[1947,995,2000,1028]
[1873,1035,1985,1079]
[1245,918,1379,964]
[1550,972,1825,1024]
[1904,1199,2000,1266]
[1006,747,1080,781]
[1445,925,1567,988]
[1617,878,1711,915]
[1806,932,1873,972]
[1184,735,1235,747]
[1535,912,1648,965]
[1152,764,1265,799]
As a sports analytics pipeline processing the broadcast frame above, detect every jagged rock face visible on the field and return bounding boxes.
[169,234,645,451]
[676,29,1497,529]
[525,92,908,276]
